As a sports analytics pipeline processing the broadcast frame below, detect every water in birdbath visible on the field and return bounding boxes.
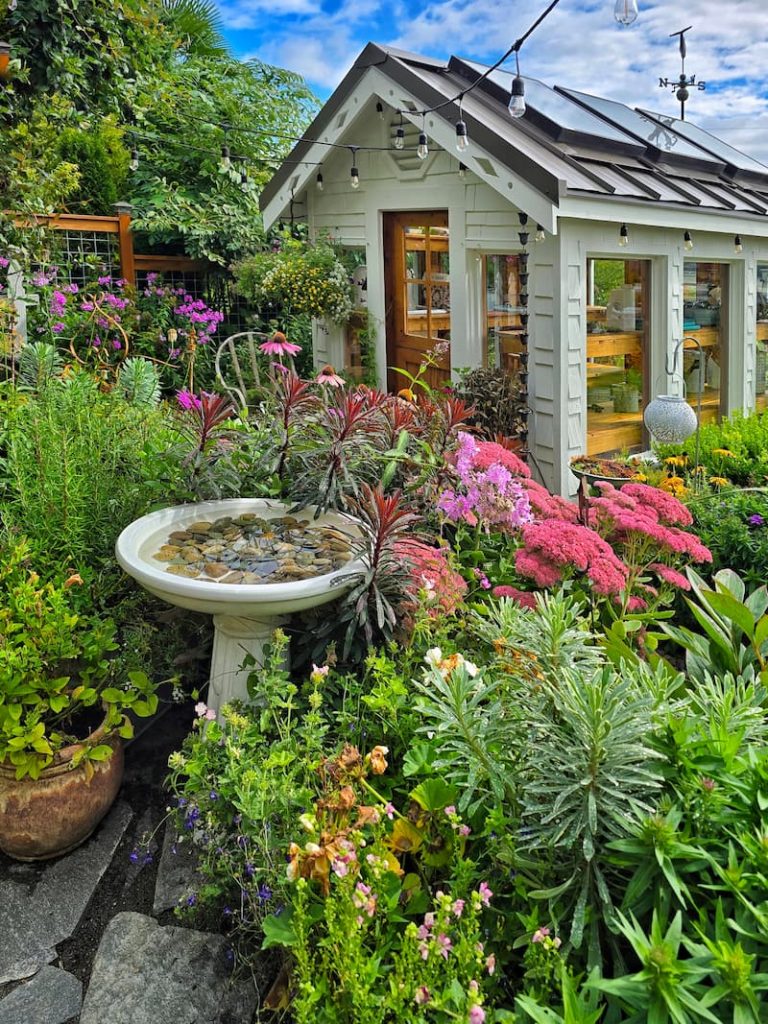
[152,513,356,584]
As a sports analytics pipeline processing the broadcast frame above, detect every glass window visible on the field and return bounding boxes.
[484,254,523,371]
[403,225,450,342]
[756,264,768,411]
[586,259,650,456]
[683,262,727,424]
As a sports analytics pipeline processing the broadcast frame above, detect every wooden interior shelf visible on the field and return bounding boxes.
[586,330,642,359]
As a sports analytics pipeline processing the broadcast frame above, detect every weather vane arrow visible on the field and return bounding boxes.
[658,26,706,120]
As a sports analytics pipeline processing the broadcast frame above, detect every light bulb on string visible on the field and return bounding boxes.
[220,144,231,171]
[535,224,545,242]
[240,169,249,192]
[614,0,639,26]
[316,171,324,191]
[417,130,429,161]
[619,223,629,247]
[129,148,139,172]
[458,162,467,179]
[350,148,360,189]
[455,118,469,152]
[394,116,405,150]
[684,230,694,252]
[508,52,526,119]
[734,234,743,254]
[376,101,385,121]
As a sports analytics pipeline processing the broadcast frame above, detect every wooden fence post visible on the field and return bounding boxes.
[114,202,136,286]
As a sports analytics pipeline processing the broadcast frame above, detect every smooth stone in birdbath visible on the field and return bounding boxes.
[0,802,133,985]
[0,966,82,1024]
[80,913,256,1024]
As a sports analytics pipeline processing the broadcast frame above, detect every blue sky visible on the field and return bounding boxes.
[215,0,768,160]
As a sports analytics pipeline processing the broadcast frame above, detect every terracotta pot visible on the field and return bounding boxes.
[0,715,124,861]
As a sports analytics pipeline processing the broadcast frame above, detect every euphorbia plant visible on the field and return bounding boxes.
[0,538,158,779]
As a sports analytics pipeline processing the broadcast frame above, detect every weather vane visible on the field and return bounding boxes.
[658,26,706,121]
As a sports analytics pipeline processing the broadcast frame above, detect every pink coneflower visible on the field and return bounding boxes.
[258,331,301,357]
[316,364,345,386]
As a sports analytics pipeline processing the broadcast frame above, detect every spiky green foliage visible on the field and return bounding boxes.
[17,342,64,391]
[117,357,162,408]
[472,592,603,679]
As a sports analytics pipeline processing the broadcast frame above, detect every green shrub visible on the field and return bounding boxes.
[690,489,768,585]
[56,123,129,215]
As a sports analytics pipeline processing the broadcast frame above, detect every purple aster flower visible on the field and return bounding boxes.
[749,514,765,527]
[129,849,140,864]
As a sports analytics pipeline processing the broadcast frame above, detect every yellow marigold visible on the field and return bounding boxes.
[712,448,735,457]
[660,475,686,493]
[709,476,730,487]
[664,455,688,467]
[631,472,648,482]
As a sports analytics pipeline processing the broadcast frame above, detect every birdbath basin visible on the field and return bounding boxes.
[116,498,366,710]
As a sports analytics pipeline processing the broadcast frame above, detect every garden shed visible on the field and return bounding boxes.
[261,43,768,495]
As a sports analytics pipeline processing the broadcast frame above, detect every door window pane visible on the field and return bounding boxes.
[757,264,768,411]
[683,262,726,424]
[402,225,450,342]
[586,259,649,455]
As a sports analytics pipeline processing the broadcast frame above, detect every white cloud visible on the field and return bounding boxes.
[218,0,322,30]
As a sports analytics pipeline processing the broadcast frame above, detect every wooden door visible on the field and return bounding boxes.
[384,211,451,392]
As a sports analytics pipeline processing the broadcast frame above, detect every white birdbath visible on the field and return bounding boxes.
[116,498,366,710]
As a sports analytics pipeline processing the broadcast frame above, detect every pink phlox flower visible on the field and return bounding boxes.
[436,933,452,958]
[205,708,216,721]
[531,926,550,943]
[452,898,466,917]
[194,702,208,717]
[444,805,457,817]
[177,389,203,412]
[469,1005,486,1024]
[423,912,436,929]
[418,942,429,960]
[459,824,471,836]
[417,924,430,940]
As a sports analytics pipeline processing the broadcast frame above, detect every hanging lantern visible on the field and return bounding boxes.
[643,394,698,443]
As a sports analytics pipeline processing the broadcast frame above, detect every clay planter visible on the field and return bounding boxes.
[0,716,124,861]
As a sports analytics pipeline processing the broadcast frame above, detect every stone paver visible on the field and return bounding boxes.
[152,825,203,915]
[0,802,133,985]
[0,966,82,1024]
[80,912,257,1024]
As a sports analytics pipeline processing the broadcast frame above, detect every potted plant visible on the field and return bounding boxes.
[0,537,158,860]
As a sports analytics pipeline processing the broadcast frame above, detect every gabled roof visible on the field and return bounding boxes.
[261,43,768,221]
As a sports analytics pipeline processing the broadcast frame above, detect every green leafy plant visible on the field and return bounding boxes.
[0,537,158,779]
[117,357,162,407]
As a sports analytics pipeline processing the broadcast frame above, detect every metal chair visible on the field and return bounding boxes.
[214,330,269,412]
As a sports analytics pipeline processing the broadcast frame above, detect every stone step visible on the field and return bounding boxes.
[0,966,81,1024]
[80,912,257,1024]
[0,802,133,985]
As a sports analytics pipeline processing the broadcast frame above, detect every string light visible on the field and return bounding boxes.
[350,147,360,189]
[240,168,249,192]
[316,171,324,191]
[220,144,231,171]
[734,234,743,254]
[508,53,526,119]
[394,115,405,150]
[684,230,694,251]
[535,224,545,242]
[129,148,139,172]
[458,162,467,178]
[417,118,429,160]
[619,223,629,246]
[614,0,639,26]
[376,101,385,120]
[455,100,469,152]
